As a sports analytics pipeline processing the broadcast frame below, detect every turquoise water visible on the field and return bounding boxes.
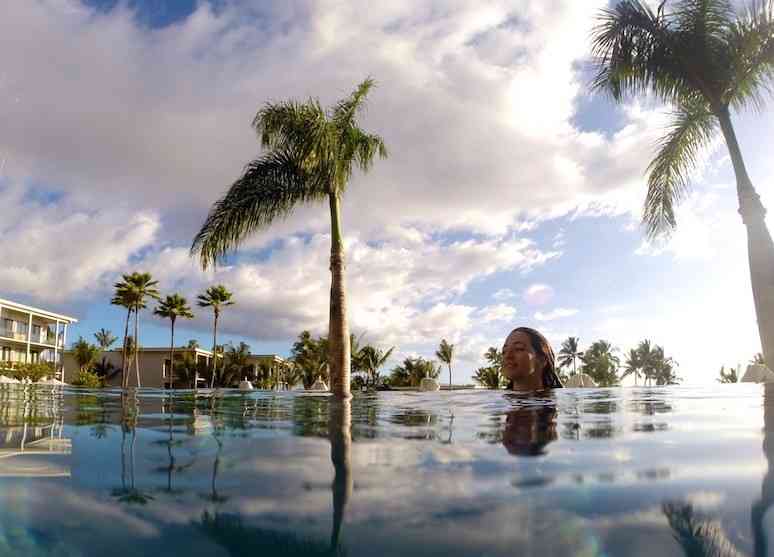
[0,384,772,556]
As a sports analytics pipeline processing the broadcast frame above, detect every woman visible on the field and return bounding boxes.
[502,327,563,390]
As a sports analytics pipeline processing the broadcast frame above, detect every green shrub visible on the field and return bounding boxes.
[3,362,56,382]
[71,370,104,388]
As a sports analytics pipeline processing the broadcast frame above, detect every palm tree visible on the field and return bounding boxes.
[484,347,503,368]
[581,340,621,387]
[72,337,100,373]
[558,336,583,376]
[197,285,234,389]
[191,78,388,399]
[636,339,656,385]
[752,352,767,365]
[651,345,681,385]
[111,280,136,389]
[359,345,395,388]
[473,366,503,389]
[717,365,740,383]
[622,347,643,385]
[436,339,455,389]
[389,357,440,387]
[592,0,774,363]
[123,272,160,388]
[154,294,194,390]
[94,328,117,375]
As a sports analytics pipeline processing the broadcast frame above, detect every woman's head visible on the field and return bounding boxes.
[502,327,562,390]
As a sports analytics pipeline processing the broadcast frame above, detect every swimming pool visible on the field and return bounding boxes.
[0,384,771,556]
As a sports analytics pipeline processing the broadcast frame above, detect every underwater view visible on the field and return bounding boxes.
[1,383,772,556]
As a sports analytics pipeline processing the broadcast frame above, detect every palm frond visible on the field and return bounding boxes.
[191,149,328,269]
[724,0,774,110]
[643,98,717,238]
[252,99,328,153]
[332,77,375,130]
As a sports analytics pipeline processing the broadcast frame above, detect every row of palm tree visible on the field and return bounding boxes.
[185,0,774,399]
[558,337,680,387]
[109,272,234,388]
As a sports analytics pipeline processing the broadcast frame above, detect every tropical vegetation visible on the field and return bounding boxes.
[591,0,774,364]
[191,78,388,398]
[388,357,441,388]
[717,365,740,383]
[197,285,235,389]
[581,340,621,387]
[558,336,583,376]
[154,294,195,389]
[473,347,504,389]
[436,339,455,389]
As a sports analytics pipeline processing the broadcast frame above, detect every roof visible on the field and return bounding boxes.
[0,297,78,323]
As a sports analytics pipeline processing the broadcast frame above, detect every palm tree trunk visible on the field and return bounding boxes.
[122,307,131,389]
[717,106,774,365]
[329,398,352,551]
[134,304,141,388]
[448,364,452,390]
[328,192,351,399]
[169,317,176,390]
[210,313,218,389]
[572,357,576,376]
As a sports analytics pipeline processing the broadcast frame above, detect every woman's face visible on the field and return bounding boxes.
[502,331,545,385]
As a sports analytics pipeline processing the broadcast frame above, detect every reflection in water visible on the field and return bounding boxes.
[2,386,774,556]
[501,405,558,456]
[752,383,774,557]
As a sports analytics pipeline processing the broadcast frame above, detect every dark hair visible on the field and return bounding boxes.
[505,327,563,389]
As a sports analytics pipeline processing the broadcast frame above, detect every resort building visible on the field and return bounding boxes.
[63,346,285,389]
[0,297,78,381]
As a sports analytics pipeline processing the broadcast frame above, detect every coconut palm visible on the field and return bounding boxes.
[592,0,774,363]
[72,337,100,373]
[558,336,584,376]
[581,340,621,387]
[123,272,160,388]
[752,352,767,365]
[154,294,194,390]
[191,79,388,399]
[359,344,395,388]
[473,366,504,389]
[435,339,455,389]
[111,281,136,389]
[622,347,643,385]
[94,328,117,376]
[484,346,504,368]
[197,285,234,389]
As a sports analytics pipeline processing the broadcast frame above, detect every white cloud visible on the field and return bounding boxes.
[534,307,579,322]
[0,181,160,302]
[492,288,516,301]
[477,304,517,323]
[523,284,554,306]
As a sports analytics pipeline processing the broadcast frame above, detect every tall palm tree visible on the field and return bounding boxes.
[636,339,656,385]
[592,0,774,363]
[154,294,194,390]
[191,78,388,399]
[121,272,160,388]
[435,339,455,390]
[622,347,643,385]
[197,285,234,389]
[111,280,136,389]
[558,336,583,376]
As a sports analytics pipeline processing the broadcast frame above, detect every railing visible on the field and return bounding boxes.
[0,328,27,341]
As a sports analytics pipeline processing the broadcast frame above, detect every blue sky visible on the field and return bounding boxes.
[2,0,773,384]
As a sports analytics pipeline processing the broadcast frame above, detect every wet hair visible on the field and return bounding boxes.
[504,327,563,390]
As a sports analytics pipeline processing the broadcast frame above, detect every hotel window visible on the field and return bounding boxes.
[30,351,40,363]
[32,325,41,340]
[2,319,13,335]
[163,359,171,378]
[1,347,11,361]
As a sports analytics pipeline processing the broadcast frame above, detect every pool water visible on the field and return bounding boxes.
[1,384,772,556]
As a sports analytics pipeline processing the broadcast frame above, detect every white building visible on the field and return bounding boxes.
[0,297,78,380]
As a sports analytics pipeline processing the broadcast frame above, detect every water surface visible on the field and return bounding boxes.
[1,384,772,556]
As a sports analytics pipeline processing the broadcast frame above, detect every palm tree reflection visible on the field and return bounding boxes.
[112,390,154,505]
[197,397,352,556]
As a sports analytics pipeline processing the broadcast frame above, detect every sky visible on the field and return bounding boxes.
[2,0,773,385]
